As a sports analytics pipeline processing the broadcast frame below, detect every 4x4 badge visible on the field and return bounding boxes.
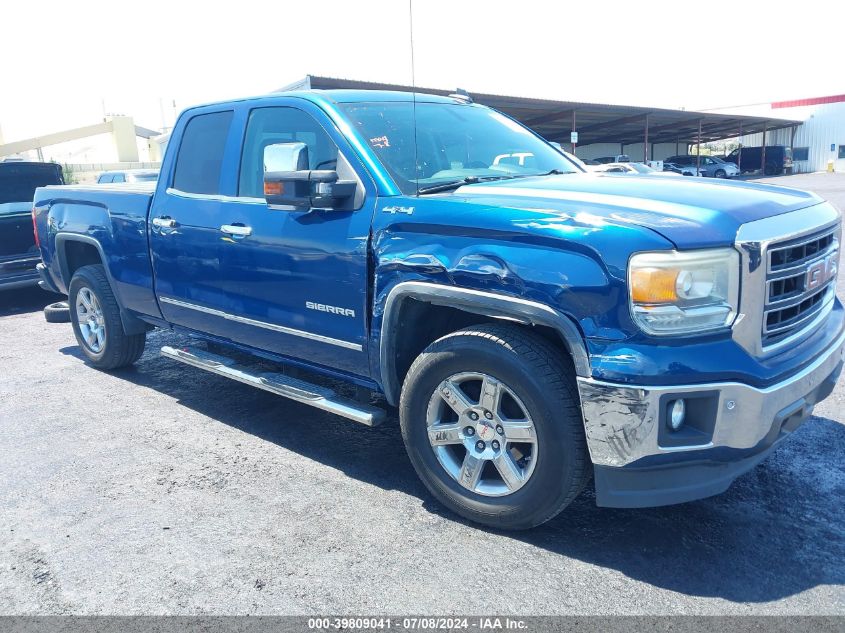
[382,205,415,215]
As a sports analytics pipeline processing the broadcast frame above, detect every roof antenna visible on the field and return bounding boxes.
[409,0,419,197]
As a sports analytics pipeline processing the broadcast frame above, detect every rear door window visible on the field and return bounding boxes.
[172,110,234,195]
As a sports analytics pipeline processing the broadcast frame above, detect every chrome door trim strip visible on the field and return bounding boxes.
[158,296,363,351]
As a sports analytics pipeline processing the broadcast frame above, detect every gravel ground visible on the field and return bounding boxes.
[1,173,844,615]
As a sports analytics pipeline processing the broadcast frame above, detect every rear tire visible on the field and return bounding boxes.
[69,265,145,369]
[399,323,590,530]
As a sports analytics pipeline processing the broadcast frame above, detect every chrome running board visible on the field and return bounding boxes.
[160,345,385,426]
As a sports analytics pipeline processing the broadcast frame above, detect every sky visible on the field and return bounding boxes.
[1,0,843,142]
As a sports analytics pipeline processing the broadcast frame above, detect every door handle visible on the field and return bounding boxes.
[152,216,176,228]
[220,224,252,237]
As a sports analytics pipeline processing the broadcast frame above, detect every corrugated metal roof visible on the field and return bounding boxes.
[281,75,802,146]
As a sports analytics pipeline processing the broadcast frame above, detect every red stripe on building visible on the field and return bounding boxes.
[772,94,845,109]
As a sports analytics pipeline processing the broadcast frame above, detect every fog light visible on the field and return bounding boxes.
[668,399,686,431]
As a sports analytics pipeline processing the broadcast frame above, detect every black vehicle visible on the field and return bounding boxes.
[0,161,63,290]
[724,145,793,175]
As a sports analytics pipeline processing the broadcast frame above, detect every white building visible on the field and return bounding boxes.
[725,95,845,173]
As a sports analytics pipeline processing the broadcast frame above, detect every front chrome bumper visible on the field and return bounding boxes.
[577,329,845,469]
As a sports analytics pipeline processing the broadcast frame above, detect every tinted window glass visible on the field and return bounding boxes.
[112,174,125,183]
[239,107,339,198]
[793,147,809,161]
[0,164,63,205]
[98,174,113,184]
[173,110,233,194]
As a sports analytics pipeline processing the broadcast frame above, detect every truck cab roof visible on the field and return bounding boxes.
[186,89,474,114]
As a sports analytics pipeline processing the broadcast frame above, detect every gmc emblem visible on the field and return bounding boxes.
[806,254,838,291]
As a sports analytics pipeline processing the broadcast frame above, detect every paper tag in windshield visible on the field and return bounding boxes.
[369,135,391,148]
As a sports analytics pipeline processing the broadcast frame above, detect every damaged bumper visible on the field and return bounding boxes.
[577,329,845,508]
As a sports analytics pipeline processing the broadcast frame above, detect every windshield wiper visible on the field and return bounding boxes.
[416,175,517,195]
[416,170,573,195]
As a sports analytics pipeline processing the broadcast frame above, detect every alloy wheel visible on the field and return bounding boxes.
[425,372,538,497]
[75,287,106,353]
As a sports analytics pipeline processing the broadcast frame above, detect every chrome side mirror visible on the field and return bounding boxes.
[264,142,309,172]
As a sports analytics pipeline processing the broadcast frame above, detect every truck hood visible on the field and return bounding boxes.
[455,173,824,247]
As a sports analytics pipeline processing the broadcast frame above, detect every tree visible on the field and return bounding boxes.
[61,163,78,184]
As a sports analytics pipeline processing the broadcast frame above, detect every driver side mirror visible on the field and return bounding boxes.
[263,142,356,211]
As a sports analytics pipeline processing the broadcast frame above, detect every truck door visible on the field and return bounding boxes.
[149,103,375,376]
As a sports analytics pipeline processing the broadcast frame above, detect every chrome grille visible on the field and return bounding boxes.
[763,226,839,347]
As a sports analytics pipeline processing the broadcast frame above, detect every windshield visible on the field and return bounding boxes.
[339,101,580,194]
[630,163,654,173]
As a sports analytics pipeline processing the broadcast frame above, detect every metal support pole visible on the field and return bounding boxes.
[696,120,702,175]
[761,122,768,174]
[789,125,797,174]
[571,110,577,154]
[738,122,743,172]
[643,114,649,163]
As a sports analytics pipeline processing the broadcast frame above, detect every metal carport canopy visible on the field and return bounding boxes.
[282,75,800,147]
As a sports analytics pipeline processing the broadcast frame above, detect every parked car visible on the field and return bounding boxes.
[664,155,739,178]
[97,169,159,184]
[579,158,603,171]
[1,161,63,291]
[34,90,843,530]
[594,154,630,164]
[598,162,682,177]
[724,146,793,175]
[663,162,698,176]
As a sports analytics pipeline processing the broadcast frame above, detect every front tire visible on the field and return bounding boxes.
[69,264,145,369]
[714,169,726,179]
[399,323,589,530]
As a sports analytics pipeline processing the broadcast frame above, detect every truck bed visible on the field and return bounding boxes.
[34,183,159,316]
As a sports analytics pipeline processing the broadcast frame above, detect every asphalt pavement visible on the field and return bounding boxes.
[1,172,843,615]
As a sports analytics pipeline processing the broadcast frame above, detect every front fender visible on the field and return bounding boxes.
[375,281,590,405]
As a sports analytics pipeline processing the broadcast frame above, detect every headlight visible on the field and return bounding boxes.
[628,248,739,335]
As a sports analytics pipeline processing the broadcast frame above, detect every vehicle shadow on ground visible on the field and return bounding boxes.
[0,287,62,316]
[60,330,845,604]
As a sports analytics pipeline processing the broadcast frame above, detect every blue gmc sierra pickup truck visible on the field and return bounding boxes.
[33,90,844,529]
